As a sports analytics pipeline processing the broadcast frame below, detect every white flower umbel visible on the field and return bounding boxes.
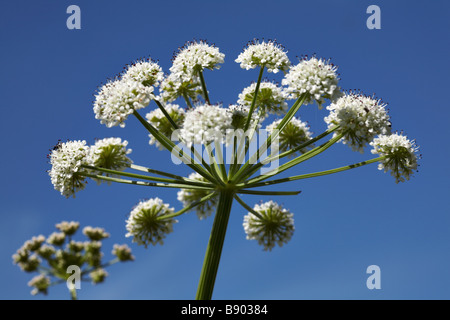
[159,72,202,102]
[93,78,154,128]
[125,198,178,248]
[266,118,313,155]
[324,92,391,153]
[236,39,290,73]
[48,140,90,198]
[122,59,164,88]
[112,244,135,262]
[170,40,225,77]
[179,104,233,147]
[177,172,218,220]
[89,138,133,174]
[243,201,294,251]
[238,81,288,116]
[370,133,419,183]
[282,56,341,108]
[28,274,51,296]
[146,104,185,149]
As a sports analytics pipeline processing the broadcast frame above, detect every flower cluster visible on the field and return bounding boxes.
[177,172,218,220]
[48,138,132,198]
[159,40,224,103]
[125,198,178,247]
[282,56,341,107]
[266,117,313,155]
[324,92,391,153]
[170,40,225,76]
[370,133,419,183]
[122,59,164,87]
[159,73,202,103]
[238,81,288,116]
[94,78,154,128]
[236,39,290,73]
[146,103,185,148]
[179,104,233,146]
[48,140,90,198]
[12,221,133,296]
[243,201,295,251]
[89,137,133,174]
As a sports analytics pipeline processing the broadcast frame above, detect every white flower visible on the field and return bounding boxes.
[324,92,391,153]
[282,56,341,108]
[170,40,225,77]
[179,104,233,146]
[146,104,185,149]
[22,235,46,252]
[90,268,108,284]
[112,244,135,261]
[159,72,202,102]
[121,59,164,87]
[89,137,133,174]
[83,226,110,241]
[266,118,314,155]
[243,201,294,251]
[235,39,290,73]
[238,81,288,116]
[177,172,218,220]
[48,140,90,198]
[28,274,50,295]
[93,78,154,128]
[125,198,178,248]
[370,133,419,183]
[55,221,80,236]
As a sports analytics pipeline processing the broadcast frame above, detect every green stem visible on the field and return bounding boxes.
[233,194,263,220]
[81,165,213,188]
[199,70,210,104]
[158,192,218,220]
[240,156,387,188]
[231,93,308,184]
[234,126,340,183]
[196,188,234,300]
[70,287,77,300]
[237,189,301,196]
[154,99,179,129]
[79,172,215,190]
[244,66,265,131]
[133,110,215,183]
[183,93,194,109]
[129,164,185,180]
[244,132,345,186]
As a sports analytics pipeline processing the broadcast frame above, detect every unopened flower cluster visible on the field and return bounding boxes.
[12,221,133,296]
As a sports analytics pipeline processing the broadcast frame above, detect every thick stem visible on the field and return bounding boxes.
[70,287,77,300]
[196,188,234,300]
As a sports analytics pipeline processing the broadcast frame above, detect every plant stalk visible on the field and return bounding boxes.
[196,188,234,300]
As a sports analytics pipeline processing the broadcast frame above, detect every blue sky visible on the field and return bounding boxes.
[0,0,449,300]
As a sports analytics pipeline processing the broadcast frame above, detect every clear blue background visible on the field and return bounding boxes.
[0,0,448,300]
